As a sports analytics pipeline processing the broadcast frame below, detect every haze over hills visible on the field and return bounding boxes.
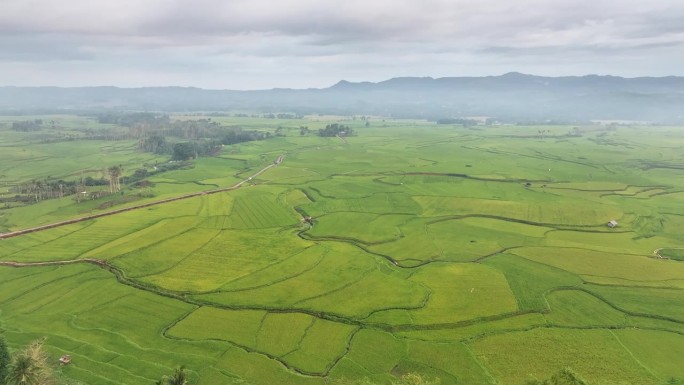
[2,73,684,122]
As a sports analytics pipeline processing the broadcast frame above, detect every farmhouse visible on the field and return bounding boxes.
[59,354,71,365]
[301,216,314,224]
[607,220,618,228]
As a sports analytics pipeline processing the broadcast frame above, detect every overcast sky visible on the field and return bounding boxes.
[1,0,683,89]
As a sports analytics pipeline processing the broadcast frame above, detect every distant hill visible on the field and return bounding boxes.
[2,73,684,122]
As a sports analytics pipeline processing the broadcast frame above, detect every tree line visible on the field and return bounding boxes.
[435,117,479,126]
[166,128,271,161]
[4,179,80,203]
[2,160,192,206]
[11,119,44,132]
[318,123,354,137]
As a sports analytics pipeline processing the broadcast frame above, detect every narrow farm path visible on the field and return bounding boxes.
[0,154,285,240]
[608,330,661,381]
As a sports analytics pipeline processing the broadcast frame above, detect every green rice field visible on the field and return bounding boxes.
[1,116,684,385]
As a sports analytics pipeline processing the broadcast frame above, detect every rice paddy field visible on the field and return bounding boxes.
[1,116,684,385]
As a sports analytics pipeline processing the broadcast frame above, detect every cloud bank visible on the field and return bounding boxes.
[1,0,683,88]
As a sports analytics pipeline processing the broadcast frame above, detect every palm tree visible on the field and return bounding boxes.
[160,366,189,385]
[5,339,52,385]
[107,165,123,193]
[0,337,11,383]
[5,354,41,385]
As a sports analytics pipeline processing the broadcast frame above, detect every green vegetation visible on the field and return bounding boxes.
[659,248,684,261]
[5,339,54,385]
[1,116,684,385]
[0,338,9,384]
[157,366,190,385]
[0,113,270,212]
[318,123,354,137]
[526,368,587,385]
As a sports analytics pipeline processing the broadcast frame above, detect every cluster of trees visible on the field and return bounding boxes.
[263,113,303,119]
[138,135,168,154]
[171,141,218,161]
[220,128,270,145]
[537,129,552,139]
[92,114,270,153]
[6,179,81,203]
[0,338,7,383]
[107,166,123,193]
[318,123,354,137]
[6,169,120,205]
[4,160,193,206]
[525,368,586,385]
[128,117,271,159]
[169,130,271,160]
[97,112,169,128]
[435,117,478,126]
[515,119,593,126]
[156,366,189,385]
[11,119,45,132]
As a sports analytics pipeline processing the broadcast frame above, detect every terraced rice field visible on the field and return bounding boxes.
[1,119,684,385]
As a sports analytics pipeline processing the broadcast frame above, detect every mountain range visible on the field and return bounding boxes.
[2,73,684,122]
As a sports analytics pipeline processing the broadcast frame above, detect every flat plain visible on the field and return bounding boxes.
[1,116,684,385]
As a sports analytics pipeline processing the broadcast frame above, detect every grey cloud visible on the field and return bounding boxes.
[3,1,684,47]
[0,34,95,61]
[1,0,684,88]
